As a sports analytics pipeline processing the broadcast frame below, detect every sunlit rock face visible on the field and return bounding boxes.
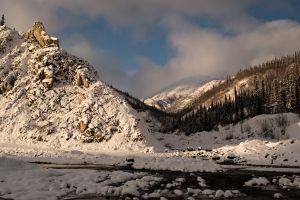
[26,22,59,48]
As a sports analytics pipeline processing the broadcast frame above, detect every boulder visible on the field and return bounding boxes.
[0,71,16,94]
[79,121,87,133]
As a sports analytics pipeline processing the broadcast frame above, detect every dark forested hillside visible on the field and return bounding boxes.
[174,52,300,134]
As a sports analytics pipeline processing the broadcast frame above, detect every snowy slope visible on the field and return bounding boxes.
[153,113,299,150]
[145,79,223,112]
[151,112,300,166]
[0,23,164,152]
[186,76,255,110]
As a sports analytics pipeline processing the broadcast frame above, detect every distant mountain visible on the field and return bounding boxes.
[145,79,223,113]
[0,22,165,152]
[147,54,300,115]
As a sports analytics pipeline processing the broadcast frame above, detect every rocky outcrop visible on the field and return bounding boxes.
[34,63,54,89]
[79,121,88,133]
[0,71,16,94]
[75,66,89,88]
[26,22,59,47]
[0,26,14,54]
[0,23,158,152]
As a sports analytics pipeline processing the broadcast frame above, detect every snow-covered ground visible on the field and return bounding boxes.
[1,113,300,170]
[151,113,300,166]
[1,103,300,199]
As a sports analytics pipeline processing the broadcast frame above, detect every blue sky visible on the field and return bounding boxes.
[57,19,170,72]
[2,0,300,98]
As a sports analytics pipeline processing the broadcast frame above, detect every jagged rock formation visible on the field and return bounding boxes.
[25,22,59,47]
[0,22,161,151]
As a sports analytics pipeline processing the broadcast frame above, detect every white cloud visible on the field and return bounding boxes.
[0,0,70,32]
[58,0,255,34]
[62,33,130,90]
[0,0,256,33]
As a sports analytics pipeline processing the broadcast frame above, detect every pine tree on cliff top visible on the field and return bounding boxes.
[0,15,5,26]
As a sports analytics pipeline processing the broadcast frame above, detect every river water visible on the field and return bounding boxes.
[40,163,300,200]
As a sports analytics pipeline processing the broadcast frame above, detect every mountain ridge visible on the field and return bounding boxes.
[145,79,223,112]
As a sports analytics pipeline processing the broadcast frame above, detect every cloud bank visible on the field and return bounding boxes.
[128,19,300,97]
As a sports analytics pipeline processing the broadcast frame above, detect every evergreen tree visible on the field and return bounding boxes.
[0,14,4,26]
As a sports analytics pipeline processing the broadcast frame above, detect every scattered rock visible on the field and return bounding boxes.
[173,189,183,196]
[274,193,283,199]
[227,154,237,159]
[126,158,135,163]
[212,156,221,161]
[215,189,224,198]
[187,147,194,151]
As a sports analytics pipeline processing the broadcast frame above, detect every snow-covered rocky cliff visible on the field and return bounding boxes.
[0,22,162,152]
